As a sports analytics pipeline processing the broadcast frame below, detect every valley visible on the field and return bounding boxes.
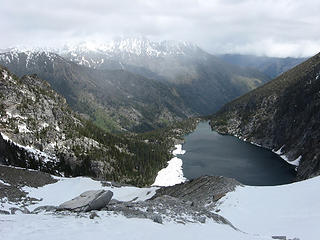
[0,38,319,240]
[0,39,271,132]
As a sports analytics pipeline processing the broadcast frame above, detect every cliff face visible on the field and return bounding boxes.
[210,53,320,180]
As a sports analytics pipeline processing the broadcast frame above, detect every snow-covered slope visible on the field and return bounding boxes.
[216,176,320,240]
[0,48,62,68]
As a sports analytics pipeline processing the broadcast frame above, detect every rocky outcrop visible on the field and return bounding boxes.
[153,176,240,208]
[0,66,177,186]
[105,176,240,226]
[58,190,113,212]
[210,52,320,180]
[0,165,57,202]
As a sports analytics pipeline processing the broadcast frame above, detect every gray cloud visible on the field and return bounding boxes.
[1,0,319,57]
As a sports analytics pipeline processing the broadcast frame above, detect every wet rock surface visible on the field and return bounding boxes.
[153,175,241,208]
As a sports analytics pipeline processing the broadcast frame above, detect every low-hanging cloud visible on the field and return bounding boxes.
[1,0,319,57]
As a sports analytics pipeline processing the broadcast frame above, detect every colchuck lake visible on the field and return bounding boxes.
[179,122,296,186]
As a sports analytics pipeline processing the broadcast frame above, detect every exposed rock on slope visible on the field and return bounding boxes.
[210,52,320,180]
[153,176,240,208]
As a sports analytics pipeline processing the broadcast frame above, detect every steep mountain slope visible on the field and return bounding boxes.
[0,65,184,185]
[210,52,320,180]
[219,54,306,79]
[59,38,271,115]
[0,51,192,132]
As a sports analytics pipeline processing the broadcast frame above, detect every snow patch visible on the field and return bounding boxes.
[272,145,300,167]
[152,144,187,187]
[291,155,302,166]
[0,179,11,186]
[172,144,186,155]
[2,70,8,79]
[250,141,262,147]
[22,176,158,211]
[18,123,31,133]
[41,122,49,129]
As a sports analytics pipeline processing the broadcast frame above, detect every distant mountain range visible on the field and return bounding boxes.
[0,38,271,132]
[58,38,271,115]
[210,52,320,180]
[219,54,306,79]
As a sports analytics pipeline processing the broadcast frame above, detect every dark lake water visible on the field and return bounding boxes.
[179,121,296,186]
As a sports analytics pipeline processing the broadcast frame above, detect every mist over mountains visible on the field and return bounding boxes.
[0,38,273,132]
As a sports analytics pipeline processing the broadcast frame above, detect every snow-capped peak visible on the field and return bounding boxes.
[59,38,199,57]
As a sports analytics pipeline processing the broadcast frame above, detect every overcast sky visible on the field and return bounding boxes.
[1,0,320,57]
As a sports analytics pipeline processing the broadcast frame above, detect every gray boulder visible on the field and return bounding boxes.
[58,190,113,212]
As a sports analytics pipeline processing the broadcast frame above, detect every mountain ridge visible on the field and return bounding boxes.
[210,52,320,180]
[0,39,271,132]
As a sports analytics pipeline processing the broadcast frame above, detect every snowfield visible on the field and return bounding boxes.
[217,176,320,240]
[152,144,187,187]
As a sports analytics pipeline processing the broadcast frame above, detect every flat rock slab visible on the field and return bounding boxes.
[58,190,113,212]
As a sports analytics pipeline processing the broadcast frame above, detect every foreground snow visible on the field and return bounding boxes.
[0,173,268,240]
[217,176,320,240]
[0,212,267,240]
[0,215,262,240]
[152,144,187,187]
